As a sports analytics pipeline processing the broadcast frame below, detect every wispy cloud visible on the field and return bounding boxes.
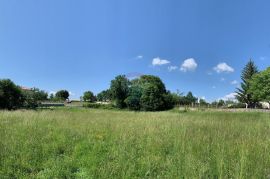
[152,57,170,66]
[136,55,143,59]
[219,92,237,101]
[180,58,198,72]
[213,62,234,73]
[126,72,143,79]
[220,77,225,82]
[168,66,178,72]
[231,80,238,85]
[212,86,216,89]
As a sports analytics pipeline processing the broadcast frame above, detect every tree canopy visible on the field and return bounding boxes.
[0,79,24,110]
[82,91,96,102]
[110,75,130,108]
[55,90,69,101]
[249,67,270,104]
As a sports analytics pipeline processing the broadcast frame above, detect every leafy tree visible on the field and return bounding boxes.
[135,75,166,94]
[131,75,174,111]
[0,79,24,109]
[170,92,183,106]
[185,92,197,105]
[55,90,69,101]
[97,89,111,102]
[218,99,225,107]
[110,75,129,108]
[22,88,48,109]
[140,84,164,111]
[236,60,259,108]
[82,91,96,102]
[249,67,270,105]
[199,98,208,106]
[162,91,175,110]
[124,85,142,110]
[49,93,54,100]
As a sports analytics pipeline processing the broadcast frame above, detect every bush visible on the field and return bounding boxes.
[124,85,142,111]
[82,91,96,102]
[55,90,69,101]
[83,103,115,110]
[140,84,164,111]
[0,79,24,110]
[110,75,129,108]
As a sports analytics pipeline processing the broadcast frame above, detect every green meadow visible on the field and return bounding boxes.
[1,108,270,178]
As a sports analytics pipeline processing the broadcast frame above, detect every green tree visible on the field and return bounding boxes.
[133,75,173,111]
[22,88,48,109]
[110,75,129,108]
[140,84,164,111]
[185,92,197,106]
[97,89,111,102]
[0,79,24,109]
[124,85,142,110]
[249,67,270,105]
[236,60,259,108]
[82,91,96,102]
[55,90,69,101]
[199,98,208,106]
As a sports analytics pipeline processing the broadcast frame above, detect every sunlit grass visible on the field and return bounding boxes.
[0,108,270,178]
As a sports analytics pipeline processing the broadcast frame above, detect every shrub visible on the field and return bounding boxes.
[0,79,24,110]
[82,91,96,102]
[83,103,115,110]
[55,90,69,101]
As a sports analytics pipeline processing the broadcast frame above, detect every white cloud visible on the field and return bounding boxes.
[220,78,225,82]
[212,86,216,89]
[231,80,238,85]
[136,55,143,59]
[220,92,237,101]
[168,66,178,71]
[152,57,170,66]
[213,63,234,73]
[180,58,198,72]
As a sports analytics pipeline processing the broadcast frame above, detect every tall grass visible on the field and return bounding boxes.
[0,108,270,178]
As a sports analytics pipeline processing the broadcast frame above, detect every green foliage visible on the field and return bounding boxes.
[83,103,115,110]
[0,79,24,109]
[236,60,259,107]
[128,75,174,111]
[124,85,142,110]
[82,91,96,102]
[97,89,111,102]
[249,67,270,103]
[199,98,208,106]
[110,75,129,108]
[22,88,48,109]
[140,84,164,111]
[55,90,69,101]
[183,91,198,105]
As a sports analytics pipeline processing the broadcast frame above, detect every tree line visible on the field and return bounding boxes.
[0,60,269,110]
[0,80,71,110]
[236,60,270,108]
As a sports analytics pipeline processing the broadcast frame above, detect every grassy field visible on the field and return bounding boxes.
[0,108,270,178]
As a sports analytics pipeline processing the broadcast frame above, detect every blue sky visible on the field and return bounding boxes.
[0,0,269,101]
